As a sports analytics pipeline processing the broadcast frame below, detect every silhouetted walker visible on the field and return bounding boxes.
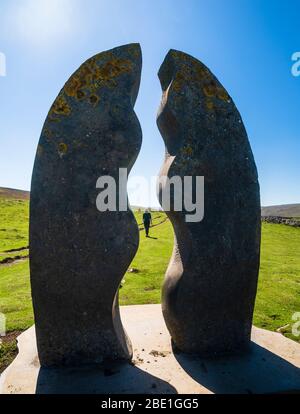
[143,209,152,237]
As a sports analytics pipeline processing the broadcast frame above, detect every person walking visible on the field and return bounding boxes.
[143,209,152,237]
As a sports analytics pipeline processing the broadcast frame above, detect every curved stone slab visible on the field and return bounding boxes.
[30,44,142,366]
[157,50,261,356]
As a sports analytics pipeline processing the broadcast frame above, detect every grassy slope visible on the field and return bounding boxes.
[0,196,299,346]
[0,197,30,371]
[254,223,300,340]
[0,198,29,252]
[120,217,173,305]
[0,260,32,331]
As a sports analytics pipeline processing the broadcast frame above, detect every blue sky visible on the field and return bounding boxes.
[0,0,299,207]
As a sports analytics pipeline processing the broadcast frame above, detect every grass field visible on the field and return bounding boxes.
[0,195,299,372]
[0,198,29,252]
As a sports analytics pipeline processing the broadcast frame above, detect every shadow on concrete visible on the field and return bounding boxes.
[35,360,177,394]
[173,341,300,394]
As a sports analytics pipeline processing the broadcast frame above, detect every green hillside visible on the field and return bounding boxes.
[0,190,299,372]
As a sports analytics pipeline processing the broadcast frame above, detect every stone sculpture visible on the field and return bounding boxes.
[157,50,261,356]
[30,44,142,366]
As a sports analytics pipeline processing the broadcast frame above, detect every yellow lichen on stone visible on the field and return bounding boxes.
[129,45,140,57]
[217,88,230,102]
[172,68,190,92]
[89,94,100,106]
[95,58,133,85]
[203,82,230,103]
[64,62,94,98]
[63,56,133,105]
[203,83,218,98]
[182,145,193,156]
[51,94,71,116]
[58,142,68,155]
[172,79,182,93]
[206,99,214,110]
[194,64,210,81]
[76,90,86,100]
[44,128,53,138]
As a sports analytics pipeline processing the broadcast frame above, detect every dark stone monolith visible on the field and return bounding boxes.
[30,44,142,366]
[157,50,261,356]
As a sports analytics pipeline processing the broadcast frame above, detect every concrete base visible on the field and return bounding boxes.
[1,304,300,394]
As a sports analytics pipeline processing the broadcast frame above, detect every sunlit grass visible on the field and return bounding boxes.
[0,197,299,346]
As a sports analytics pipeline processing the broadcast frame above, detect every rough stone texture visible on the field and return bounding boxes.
[1,305,300,394]
[29,44,142,366]
[157,50,261,356]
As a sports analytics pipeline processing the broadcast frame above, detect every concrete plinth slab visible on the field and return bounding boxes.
[1,304,299,394]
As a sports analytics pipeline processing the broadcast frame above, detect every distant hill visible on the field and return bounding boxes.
[0,187,30,200]
[261,204,300,218]
[131,205,162,212]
